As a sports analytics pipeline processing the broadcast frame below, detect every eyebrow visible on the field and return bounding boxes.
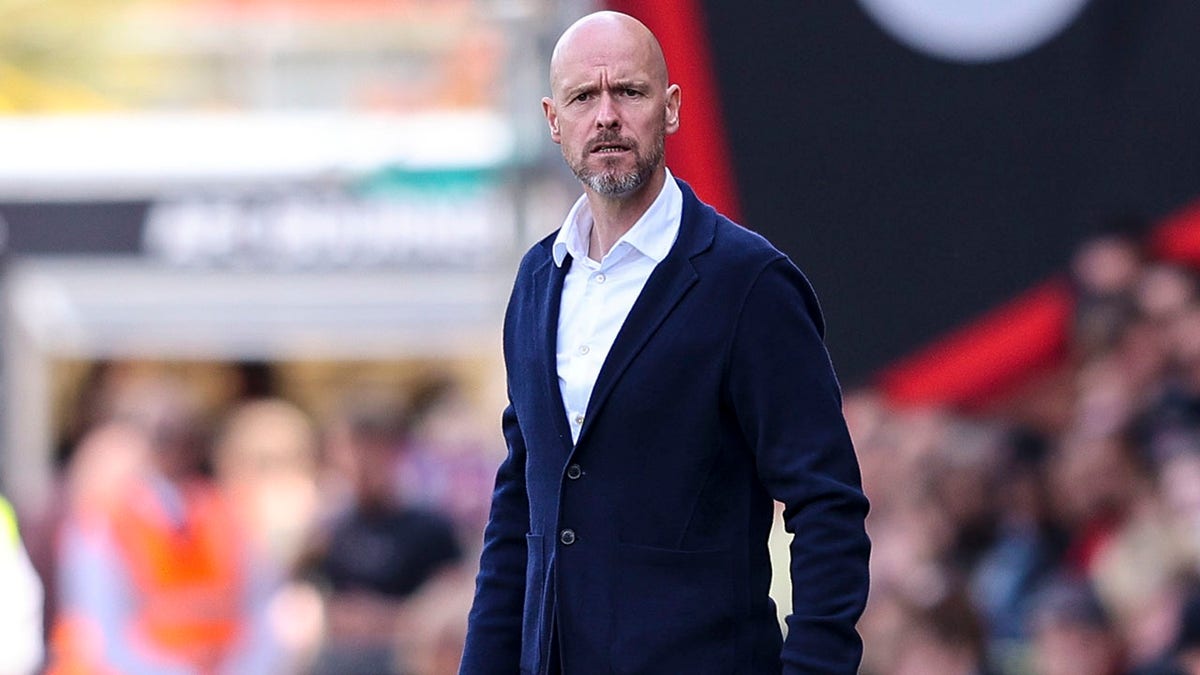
[612,79,651,91]
[562,79,652,99]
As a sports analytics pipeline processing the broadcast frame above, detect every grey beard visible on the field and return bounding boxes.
[571,134,664,196]
[582,168,646,195]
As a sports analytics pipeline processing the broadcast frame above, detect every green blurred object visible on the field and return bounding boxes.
[355,166,500,197]
[0,495,15,547]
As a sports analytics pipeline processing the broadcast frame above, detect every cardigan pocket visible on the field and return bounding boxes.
[610,542,736,674]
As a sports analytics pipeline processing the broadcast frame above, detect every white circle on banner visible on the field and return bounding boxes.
[857,0,1091,63]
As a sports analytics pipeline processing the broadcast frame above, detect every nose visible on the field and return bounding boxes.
[595,91,620,129]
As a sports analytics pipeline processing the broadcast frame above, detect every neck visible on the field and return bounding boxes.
[584,168,666,261]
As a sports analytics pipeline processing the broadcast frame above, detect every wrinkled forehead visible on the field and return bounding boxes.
[550,19,667,93]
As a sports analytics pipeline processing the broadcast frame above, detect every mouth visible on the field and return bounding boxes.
[590,140,632,155]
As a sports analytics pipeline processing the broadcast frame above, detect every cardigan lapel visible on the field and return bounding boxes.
[534,249,575,456]
[573,179,716,450]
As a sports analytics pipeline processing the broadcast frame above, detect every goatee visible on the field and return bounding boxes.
[570,132,664,197]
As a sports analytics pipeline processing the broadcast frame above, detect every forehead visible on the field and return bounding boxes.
[551,22,662,90]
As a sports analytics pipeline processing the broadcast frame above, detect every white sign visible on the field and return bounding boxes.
[857,0,1091,63]
[143,191,514,269]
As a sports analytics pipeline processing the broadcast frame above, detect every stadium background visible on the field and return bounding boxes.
[3,0,1200,673]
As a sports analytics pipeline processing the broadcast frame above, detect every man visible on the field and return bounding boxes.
[462,11,869,674]
[306,393,463,675]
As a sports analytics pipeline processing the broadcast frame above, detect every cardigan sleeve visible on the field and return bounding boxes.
[458,401,530,667]
[727,256,871,674]
[459,400,530,674]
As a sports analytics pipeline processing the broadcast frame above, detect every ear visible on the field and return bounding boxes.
[664,84,681,135]
[542,97,562,144]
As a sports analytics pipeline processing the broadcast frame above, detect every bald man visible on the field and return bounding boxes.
[461,12,869,674]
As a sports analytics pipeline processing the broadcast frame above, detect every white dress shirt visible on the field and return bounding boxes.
[552,170,683,444]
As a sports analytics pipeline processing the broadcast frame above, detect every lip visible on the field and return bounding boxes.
[589,141,632,154]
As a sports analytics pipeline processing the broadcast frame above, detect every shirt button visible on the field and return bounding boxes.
[566,464,582,480]
[578,345,590,356]
[594,273,606,284]
[560,529,577,545]
[573,413,585,426]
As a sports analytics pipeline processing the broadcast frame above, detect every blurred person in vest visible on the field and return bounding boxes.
[0,493,44,675]
[461,11,869,675]
[47,377,281,675]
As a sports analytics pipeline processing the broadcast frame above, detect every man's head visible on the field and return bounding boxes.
[543,12,680,199]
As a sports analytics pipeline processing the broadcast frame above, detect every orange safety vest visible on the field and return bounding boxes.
[49,479,247,674]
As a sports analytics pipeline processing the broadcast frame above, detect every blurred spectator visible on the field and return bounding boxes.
[890,589,990,675]
[1029,580,1125,675]
[397,376,501,547]
[1049,432,1147,576]
[1160,447,1200,562]
[1070,228,1144,359]
[212,398,319,574]
[970,429,1065,654]
[304,389,463,675]
[1167,590,1200,675]
[46,377,282,675]
[211,398,324,671]
[0,493,44,675]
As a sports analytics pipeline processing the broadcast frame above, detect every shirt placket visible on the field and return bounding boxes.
[565,259,598,438]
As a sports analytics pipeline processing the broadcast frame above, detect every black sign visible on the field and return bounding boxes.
[0,202,147,255]
[695,0,1200,383]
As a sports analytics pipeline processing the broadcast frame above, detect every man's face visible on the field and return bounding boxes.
[543,21,680,197]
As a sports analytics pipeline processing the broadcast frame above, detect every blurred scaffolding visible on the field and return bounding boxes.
[0,0,593,504]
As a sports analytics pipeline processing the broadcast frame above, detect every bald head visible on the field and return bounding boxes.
[549,11,668,96]
[542,11,680,202]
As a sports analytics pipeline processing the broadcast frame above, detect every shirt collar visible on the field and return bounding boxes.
[552,168,682,268]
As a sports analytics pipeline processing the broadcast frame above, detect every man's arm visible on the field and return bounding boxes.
[459,401,531,674]
[727,257,871,674]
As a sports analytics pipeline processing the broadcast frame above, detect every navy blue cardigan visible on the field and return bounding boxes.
[461,179,870,674]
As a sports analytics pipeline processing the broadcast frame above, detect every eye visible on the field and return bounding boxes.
[573,91,591,103]
[622,88,641,97]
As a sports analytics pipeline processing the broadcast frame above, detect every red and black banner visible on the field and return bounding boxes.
[609,0,1200,399]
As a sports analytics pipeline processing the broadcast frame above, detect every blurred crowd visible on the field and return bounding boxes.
[3,363,500,675]
[856,227,1200,675]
